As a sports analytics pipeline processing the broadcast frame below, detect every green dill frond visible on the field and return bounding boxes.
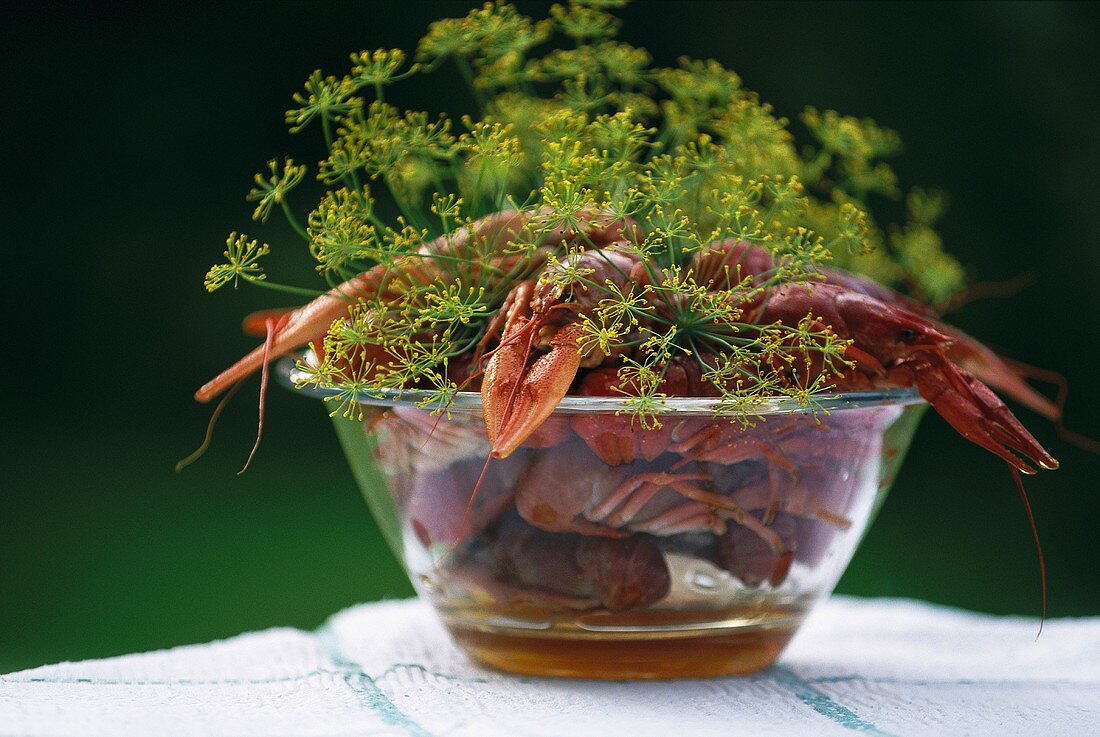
[248,158,307,223]
[657,58,743,107]
[577,312,629,357]
[349,48,417,89]
[457,117,525,206]
[204,233,270,292]
[712,98,799,179]
[892,188,964,306]
[414,373,461,417]
[418,280,489,326]
[890,219,965,307]
[286,71,359,134]
[417,2,551,72]
[540,251,598,292]
[318,365,378,422]
[777,227,831,275]
[833,201,872,254]
[550,2,622,42]
[210,0,966,423]
[307,188,380,274]
[906,187,948,226]
[613,357,669,430]
[801,106,903,201]
[319,101,401,184]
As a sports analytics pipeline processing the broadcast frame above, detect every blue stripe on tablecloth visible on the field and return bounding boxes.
[771,666,900,737]
[315,624,437,737]
[312,622,900,737]
[11,669,337,686]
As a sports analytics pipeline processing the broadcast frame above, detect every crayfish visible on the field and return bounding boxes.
[195,210,1061,615]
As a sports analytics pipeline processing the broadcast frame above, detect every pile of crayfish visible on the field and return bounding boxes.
[195,209,1059,613]
[372,398,901,612]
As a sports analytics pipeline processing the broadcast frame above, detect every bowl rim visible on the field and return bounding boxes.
[276,355,925,416]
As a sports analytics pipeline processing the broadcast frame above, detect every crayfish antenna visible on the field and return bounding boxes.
[175,377,246,472]
[939,271,1039,315]
[1000,357,1100,456]
[238,314,288,475]
[939,329,1061,423]
[1009,465,1046,639]
[437,452,502,566]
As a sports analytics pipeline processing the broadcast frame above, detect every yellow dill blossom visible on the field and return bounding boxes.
[205,0,965,420]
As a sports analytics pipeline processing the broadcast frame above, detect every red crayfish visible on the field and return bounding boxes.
[195,211,1063,611]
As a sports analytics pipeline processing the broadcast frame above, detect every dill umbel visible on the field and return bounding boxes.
[204,0,963,425]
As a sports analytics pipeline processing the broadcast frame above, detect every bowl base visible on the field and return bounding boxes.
[446,618,799,679]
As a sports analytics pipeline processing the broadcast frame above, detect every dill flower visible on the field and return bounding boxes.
[204,0,965,422]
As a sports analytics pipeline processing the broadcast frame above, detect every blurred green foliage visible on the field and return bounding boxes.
[2,1,1098,674]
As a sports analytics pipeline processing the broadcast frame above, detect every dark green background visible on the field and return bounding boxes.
[3,2,1099,674]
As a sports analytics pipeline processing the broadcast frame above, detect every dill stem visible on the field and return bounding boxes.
[384,178,429,231]
[361,206,390,234]
[430,174,451,224]
[468,165,487,217]
[280,201,310,242]
[454,58,486,112]
[241,276,325,298]
[322,116,363,194]
[402,249,508,276]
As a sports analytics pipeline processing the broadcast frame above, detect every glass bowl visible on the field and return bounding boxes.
[279,358,927,679]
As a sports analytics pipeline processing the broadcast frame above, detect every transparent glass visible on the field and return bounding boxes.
[281,359,927,679]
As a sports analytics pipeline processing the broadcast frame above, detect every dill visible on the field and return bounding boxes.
[203,0,964,424]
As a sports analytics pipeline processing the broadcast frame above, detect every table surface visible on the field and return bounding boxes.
[2,596,1097,737]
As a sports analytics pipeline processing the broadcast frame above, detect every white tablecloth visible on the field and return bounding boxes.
[2,597,1097,737]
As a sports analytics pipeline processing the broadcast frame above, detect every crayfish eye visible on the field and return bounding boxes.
[899,328,918,343]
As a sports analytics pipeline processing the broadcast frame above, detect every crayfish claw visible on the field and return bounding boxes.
[903,352,1059,474]
[482,320,584,459]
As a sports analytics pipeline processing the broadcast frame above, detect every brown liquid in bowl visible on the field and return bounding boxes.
[443,604,803,679]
